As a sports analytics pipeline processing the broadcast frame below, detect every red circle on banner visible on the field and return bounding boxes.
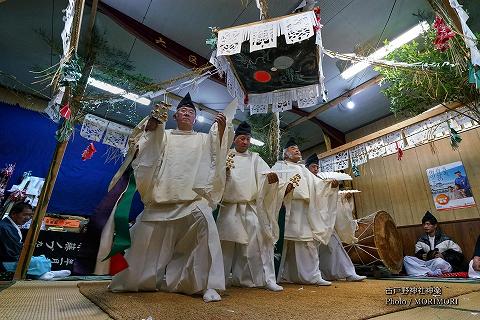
[254,70,271,83]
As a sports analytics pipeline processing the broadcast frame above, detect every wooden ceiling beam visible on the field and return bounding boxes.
[287,107,345,147]
[284,75,383,130]
[87,0,224,84]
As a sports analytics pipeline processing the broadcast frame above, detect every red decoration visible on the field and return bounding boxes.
[433,16,455,52]
[60,104,72,119]
[109,253,129,275]
[313,7,322,31]
[427,271,468,278]
[395,142,403,161]
[254,70,272,83]
[438,271,468,278]
[81,143,97,161]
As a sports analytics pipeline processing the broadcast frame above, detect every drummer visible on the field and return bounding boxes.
[305,154,366,282]
[403,211,465,276]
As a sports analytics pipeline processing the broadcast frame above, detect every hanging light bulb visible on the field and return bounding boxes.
[346,100,355,109]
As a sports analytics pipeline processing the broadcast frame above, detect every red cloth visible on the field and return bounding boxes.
[433,16,455,52]
[109,253,129,275]
[81,143,97,161]
[428,271,469,278]
[59,104,71,119]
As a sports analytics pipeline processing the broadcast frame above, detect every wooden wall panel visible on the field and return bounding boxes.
[413,143,440,215]
[398,148,432,223]
[382,154,411,225]
[351,131,480,226]
[352,161,376,218]
[343,113,479,265]
[369,157,394,216]
[456,129,480,220]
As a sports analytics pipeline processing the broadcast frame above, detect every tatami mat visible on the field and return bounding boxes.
[0,280,112,320]
[78,279,479,320]
[1,279,478,320]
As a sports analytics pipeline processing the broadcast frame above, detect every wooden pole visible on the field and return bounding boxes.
[14,0,86,280]
[14,141,68,279]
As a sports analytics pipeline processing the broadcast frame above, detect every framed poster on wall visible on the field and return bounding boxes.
[426,161,476,211]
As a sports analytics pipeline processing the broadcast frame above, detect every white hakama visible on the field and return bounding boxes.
[403,256,452,276]
[110,201,224,294]
[106,119,233,298]
[272,161,338,284]
[217,151,284,289]
[318,232,357,280]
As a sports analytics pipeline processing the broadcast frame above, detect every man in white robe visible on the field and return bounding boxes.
[108,93,233,302]
[403,211,464,276]
[304,154,366,282]
[271,138,338,286]
[217,121,285,291]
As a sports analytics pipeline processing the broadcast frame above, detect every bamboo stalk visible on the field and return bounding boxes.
[13,141,68,279]
[13,0,86,280]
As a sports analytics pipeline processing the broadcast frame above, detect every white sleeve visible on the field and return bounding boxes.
[132,124,166,198]
[255,156,288,243]
[193,121,234,208]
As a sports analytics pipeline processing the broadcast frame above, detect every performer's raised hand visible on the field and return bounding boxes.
[330,179,339,188]
[145,117,159,131]
[146,103,170,131]
[285,183,294,196]
[267,172,279,184]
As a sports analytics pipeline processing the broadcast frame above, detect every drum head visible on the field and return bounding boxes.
[373,211,403,273]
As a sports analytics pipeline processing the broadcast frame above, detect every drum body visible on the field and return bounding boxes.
[344,211,403,273]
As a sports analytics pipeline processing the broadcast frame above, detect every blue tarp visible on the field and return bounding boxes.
[0,102,143,217]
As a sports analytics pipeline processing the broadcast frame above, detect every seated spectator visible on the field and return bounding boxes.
[0,202,70,280]
[403,211,464,276]
[468,235,480,279]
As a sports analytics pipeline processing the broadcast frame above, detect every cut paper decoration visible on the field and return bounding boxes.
[80,114,109,142]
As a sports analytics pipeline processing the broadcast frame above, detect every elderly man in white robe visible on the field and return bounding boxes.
[108,93,233,302]
[272,138,338,286]
[304,154,366,282]
[217,121,285,291]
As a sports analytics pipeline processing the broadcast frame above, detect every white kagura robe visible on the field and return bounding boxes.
[334,194,358,244]
[271,161,338,284]
[318,194,359,280]
[216,150,285,287]
[108,120,233,295]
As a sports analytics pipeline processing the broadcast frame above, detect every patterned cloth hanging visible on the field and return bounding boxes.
[212,10,326,115]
